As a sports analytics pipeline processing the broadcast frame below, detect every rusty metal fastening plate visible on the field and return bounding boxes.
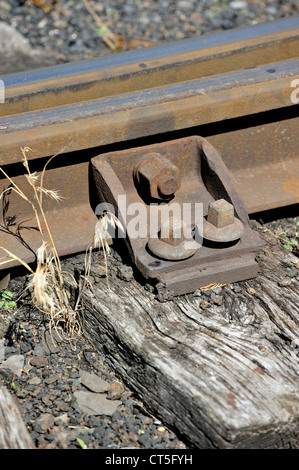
[91,136,264,296]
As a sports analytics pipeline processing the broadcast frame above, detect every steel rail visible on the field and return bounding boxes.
[1,58,298,207]
[2,16,299,116]
[0,17,298,270]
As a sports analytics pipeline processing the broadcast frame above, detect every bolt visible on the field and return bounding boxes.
[160,216,185,246]
[158,173,180,198]
[204,198,244,243]
[134,153,181,200]
[207,199,235,228]
[147,216,197,261]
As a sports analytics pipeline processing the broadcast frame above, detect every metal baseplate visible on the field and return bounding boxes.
[91,136,264,296]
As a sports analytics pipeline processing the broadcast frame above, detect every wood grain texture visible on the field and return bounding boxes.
[0,386,35,449]
[71,229,299,448]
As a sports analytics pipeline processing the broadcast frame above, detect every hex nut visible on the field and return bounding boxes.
[147,216,197,261]
[134,153,181,200]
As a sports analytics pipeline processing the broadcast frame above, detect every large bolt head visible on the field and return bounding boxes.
[157,173,180,198]
[134,153,181,200]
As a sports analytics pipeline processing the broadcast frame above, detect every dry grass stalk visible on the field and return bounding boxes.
[91,211,124,291]
[0,147,125,338]
[200,282,227,291]
[258,225,299,254]
[28,0,57,13]
[82,0,156,51]
[0,147,81,337]
[82,0,119,51]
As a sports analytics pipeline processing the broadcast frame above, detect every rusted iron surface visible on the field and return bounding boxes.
[134,154,181,200]
[0,19,298,272]
[0,161,97,268]
[208,116,299,213]
[2,16,299,117]
[0,57,297,216]
[0,57,297,162]
[91,136,264,295]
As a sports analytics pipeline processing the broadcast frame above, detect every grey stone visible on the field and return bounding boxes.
[233,285,242,293]
[1,354,24,376]
[0,21,56,74]
[79,369,110,393]
[74,390,121,416]
[107,381,125,400]
[54,413,69,425]
[212,287,223,295]
[177,1,192,9]
[33,345,44,357]
[212,295,223,306]
[32,413,55,434]
[286,268,297,278]
[229,1,248,9]
[0,367,14,386]
[41,330,60,355]
[45,373,60,385]
[28,375,42,386]
[0,339,4,362]
[203,289,213,297]
[0,319,10,339]
[193,289,202,297]
[266,6,277,15]
[56,400,70,412]
[30,355,49,368]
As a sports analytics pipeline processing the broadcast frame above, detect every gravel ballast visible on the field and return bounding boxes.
[0,0,298,72]
[0,286,187,449]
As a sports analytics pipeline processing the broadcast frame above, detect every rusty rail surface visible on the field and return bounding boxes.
[0,16,298,270]
[3,15,299,115]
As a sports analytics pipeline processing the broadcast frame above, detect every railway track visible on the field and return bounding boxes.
[0,15,298,281]
[0,14,299,449]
